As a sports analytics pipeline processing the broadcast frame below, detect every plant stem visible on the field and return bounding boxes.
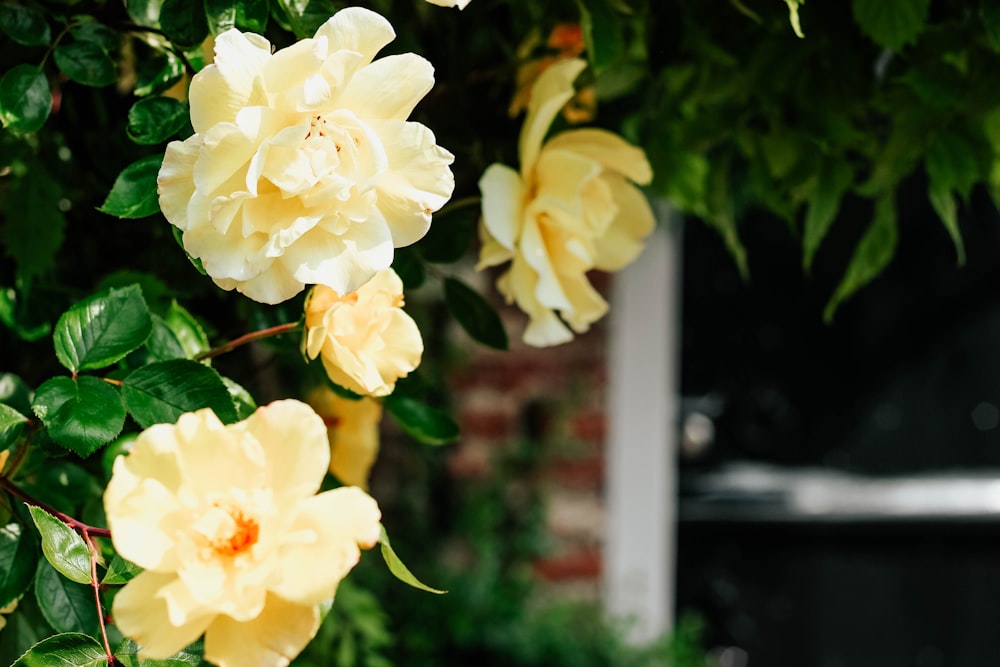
[83,529,115,664]
[437,195,481,217]
[196,321,301,362]
[0,476,111,539]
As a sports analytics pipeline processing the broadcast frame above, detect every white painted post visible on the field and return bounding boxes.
[603,205,681,643]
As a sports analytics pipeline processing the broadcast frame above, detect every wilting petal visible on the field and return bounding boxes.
[479,163,524,251]
[519,58,586,174]
[203,595,320,667]
[592,174,655,271]
[545,128,653,185]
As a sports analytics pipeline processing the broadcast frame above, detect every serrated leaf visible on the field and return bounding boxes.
[54,285,152,372]
[852,0,929,51]
[205,0,269,34]
[32,376,126,457]
[100,554,142,586]
[12,632,107,667]
[824,193,898,322]
[803,160,854,272]
[4,162,66,285]
[127,97,189,145]
[384,395,459,446]
[122,359,238,428]
[114,637,202,666]
[0,3,51,46]
[53,42,118,87]
[27,506,91,585]
[141,314,188,363]
[33,561,98,635]
[159,0,209,46]
[0,403,28,451]
[577,0,623,73]
[0,523,37,608]
[99,155,164,219]
[378,526,445,594]
[443,277,508,350]
[0,65,51,133]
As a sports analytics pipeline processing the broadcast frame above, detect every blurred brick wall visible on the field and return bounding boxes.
[445,271,613,601]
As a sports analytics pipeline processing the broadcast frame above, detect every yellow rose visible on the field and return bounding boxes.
[303,268,422,397]
[307,386,383,490]
[477,58,655,346]
[104,400,381,667]
[158,7,455,304]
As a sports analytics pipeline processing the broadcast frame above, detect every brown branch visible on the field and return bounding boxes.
[83,529,115,664]
[196,321,301,362]
[0,477,111,539]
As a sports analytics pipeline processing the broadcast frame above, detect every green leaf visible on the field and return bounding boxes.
[443,277,508,350]
[0,523,37,608]
[135,53,185,97]
[824,193,898,322]
[160,0,209,46]
[114,638,202,666]
[171,226,207,275]
[383,395,459,446]
[0,403,28,451]
[852,0,930,51]
[222,377,257,421]
[391,247,425,290]
[141,314,188,363]
[27,506,92,585]
[53,285,153,372]
[0,65,51,133]
[12,633,107,667]
[127,97,189,145]
[163,301,210,358]
[122,359,238,428]
[378,526,445,594]
[274,0,337,38]
[32,561,98,635]
[0,3,51,46]
[53,42,118,87]
[99,155,164,219]
[418,208,477,264]
[577,0,624,73]
[0,372,33,416]
[4,162,67,285]
[803,160,854,272]
[927,185,965,265]
[70,21,120,53]
[205,0,269,34]
[101,554,142,585]
[982,0,1000,51]
[32,376,126,457]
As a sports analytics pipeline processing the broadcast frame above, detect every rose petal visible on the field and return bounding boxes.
[203,594,320,667]
[478,163,524,251]
[112,571,214,660]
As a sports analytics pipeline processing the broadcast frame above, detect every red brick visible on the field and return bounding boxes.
[532,549,602,581]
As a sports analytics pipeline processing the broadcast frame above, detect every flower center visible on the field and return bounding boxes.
[194,501,260,560]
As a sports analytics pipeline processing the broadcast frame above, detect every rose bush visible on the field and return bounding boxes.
[158,6,455,304]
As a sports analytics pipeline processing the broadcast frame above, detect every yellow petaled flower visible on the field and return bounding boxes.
[424,0,471,8]
[307,386,382,490]
[104,400,382,667]
[477,58,655,347]
[303,268,422,397]
[158,7,455,304]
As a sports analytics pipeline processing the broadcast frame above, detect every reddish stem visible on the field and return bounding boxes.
[83,529,115,664]
[196,321,301,362]
[0,477,111,539]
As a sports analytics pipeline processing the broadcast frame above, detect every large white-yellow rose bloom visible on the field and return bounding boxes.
[303,268,422,397]
[158,7,455,304]
[477,58,654,347]
[104,400,382,667]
